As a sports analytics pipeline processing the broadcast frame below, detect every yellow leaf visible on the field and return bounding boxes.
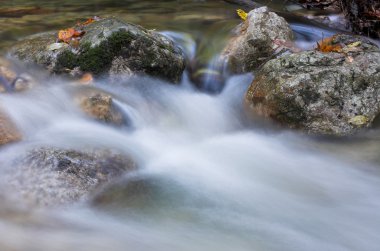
[348,115,369,126]
[347,41,361,48]
[237,9,248,21]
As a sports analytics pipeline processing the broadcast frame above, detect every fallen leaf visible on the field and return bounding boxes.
[58,28,85,43]
[349,115,369,126]
[342,41,362,53]
[316,35,342,53]
[342,46,362,53]
[77,16,101,27]
[73,29,85,37]
[82,18,95,26]
[58,28,75,43]
[237,9,248,21]
[79,73,93,84]
[347,41,361,48]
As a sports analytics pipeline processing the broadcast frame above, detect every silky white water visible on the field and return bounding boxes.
[0,68,379,251]
[0,0,380,247]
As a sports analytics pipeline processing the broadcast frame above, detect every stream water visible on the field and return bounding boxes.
[1,0,380,250]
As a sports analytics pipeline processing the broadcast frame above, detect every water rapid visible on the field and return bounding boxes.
[0,1,380,250]
[0,69,378,250]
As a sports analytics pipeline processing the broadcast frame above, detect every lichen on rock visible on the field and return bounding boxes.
[221,6,294,74]
[6,147,136,207]
[245,34,380,136]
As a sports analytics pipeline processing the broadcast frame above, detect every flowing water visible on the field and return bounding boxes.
[1,0,380,250]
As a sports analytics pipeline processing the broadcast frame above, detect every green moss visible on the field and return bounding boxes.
[55,30,137,75]
[55,50,78,73]
[78,42,112,75]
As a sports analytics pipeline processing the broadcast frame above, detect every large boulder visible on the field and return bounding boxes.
[221,6,293,73]
[245,34,380,136]
[6,148,135,207]
[10,17,186,83]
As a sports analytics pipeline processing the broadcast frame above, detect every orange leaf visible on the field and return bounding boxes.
[79,73,93,84]
[58,28,85,43]
[73,29,83,36]
[316,36,342,53]
[58,28,75,43]
[82,18,95,26]
[78,16,101,26]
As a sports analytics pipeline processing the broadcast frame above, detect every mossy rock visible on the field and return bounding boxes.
[10,17,186,83]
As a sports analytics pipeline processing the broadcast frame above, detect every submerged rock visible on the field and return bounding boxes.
[221,6,293,73]
[91,175,193,214]
[10,17,186,83]
[7,148,135,207]
[91,176,159,209]
[245,34,380,136]
[76,91,125,126]
[0,57,36,92]
[190,67,225,93]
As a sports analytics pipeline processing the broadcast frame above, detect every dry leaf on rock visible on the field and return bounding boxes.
[237,9,248,21]
[316,35,342,53]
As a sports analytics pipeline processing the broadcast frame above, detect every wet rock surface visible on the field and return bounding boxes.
[245,34,380,136]
[76,91,125,126]
[221,6,293,74]
[0,109,22,146]
[0,57,36,92]
[91,176,160,209]
[10,17,186,83]
[6,147,135,207]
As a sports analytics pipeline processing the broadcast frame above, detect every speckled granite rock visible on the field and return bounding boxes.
[245,34,380,135]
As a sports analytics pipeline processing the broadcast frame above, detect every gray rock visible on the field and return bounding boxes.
[10,17,186,83]
[221,6,293,73]
[6,148,135,207]
[245,34,380,136]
